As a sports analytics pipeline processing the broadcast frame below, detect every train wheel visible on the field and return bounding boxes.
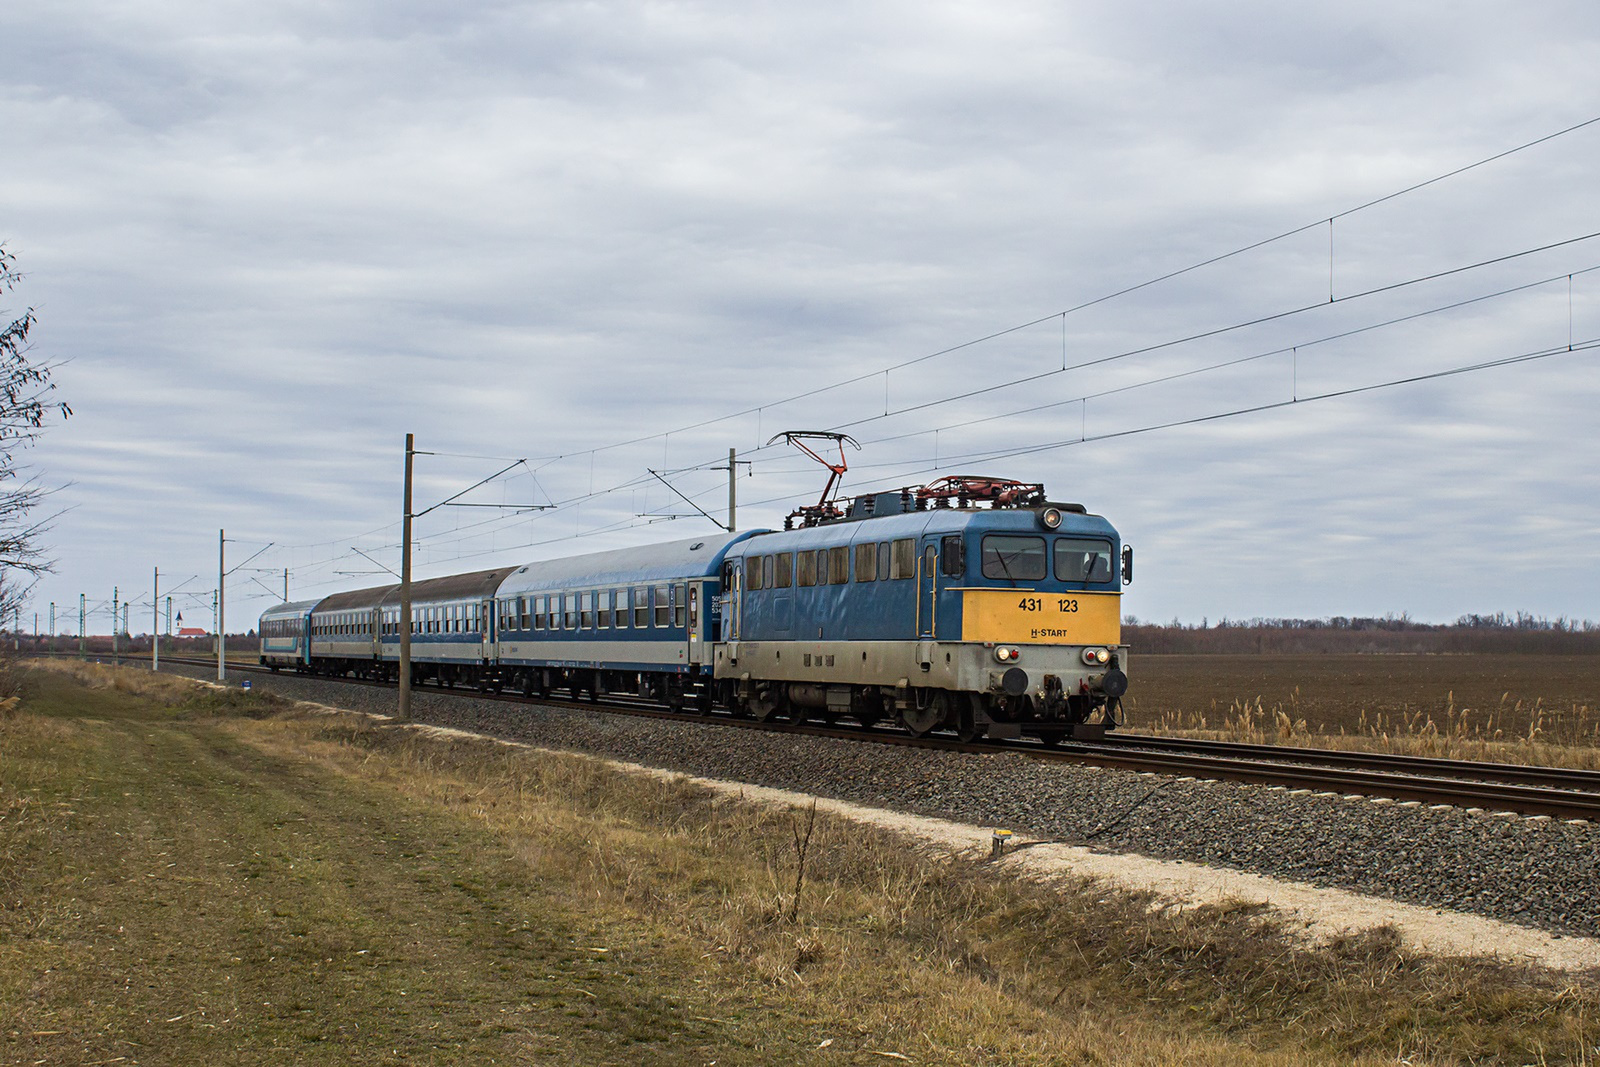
[749,686,782,723]
[901,690,946,738]
[1037,730,1065,747]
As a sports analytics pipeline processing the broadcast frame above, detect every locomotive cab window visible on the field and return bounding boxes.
[1054,538,1115,583]
[940,535,964,577]
[982,535,1047,581]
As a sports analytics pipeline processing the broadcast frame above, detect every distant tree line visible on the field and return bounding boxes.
[1122,613,1600,654]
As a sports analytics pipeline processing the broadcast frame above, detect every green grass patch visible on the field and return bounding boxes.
[4,663,1598,1065]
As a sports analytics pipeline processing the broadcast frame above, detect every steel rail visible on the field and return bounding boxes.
[1098,733,1600,791]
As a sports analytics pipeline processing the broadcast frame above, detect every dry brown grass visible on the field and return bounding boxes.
[7,661,1600,1064]
[1125,653,1600,769]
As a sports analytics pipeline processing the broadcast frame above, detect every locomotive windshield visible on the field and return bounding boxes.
[981,535,1047,581]
[1055,538,1115,583]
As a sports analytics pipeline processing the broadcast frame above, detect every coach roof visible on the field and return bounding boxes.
[496,531,764,597]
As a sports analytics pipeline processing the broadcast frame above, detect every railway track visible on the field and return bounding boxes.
[82,653,1600,821]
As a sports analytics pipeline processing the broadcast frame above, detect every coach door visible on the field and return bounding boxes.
[722,562,742,643]
[686,581,706,666]
[481,599,495,662]
[369,607,382,660]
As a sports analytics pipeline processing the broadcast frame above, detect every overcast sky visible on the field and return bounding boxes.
[4,0,1598,635]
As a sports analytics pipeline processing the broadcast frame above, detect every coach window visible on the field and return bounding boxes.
[634,588,649,627]
[940,535,965,578]
[653,585,669,627]
[579,592,594,628]
[563,594,577,629]
[673,583,687,627]
[855,542,876,582]
[746,556,763,591]
[614,590,629,629]
[1055,538,1115,583]
[982,535,1047,581]
[598,591,611,628]
[890,538,917,579]
[534,597,547,629]
[828,546,850,584]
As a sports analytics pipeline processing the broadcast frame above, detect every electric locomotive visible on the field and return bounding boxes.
[714,476,1129,742]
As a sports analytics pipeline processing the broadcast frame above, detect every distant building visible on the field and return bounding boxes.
[177,627,209,637]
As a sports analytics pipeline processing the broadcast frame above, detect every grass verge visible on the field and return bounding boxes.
[3,662,1598,1065]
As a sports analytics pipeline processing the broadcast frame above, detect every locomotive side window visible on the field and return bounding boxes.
[878,541,890,580]
[673,583,687,627]
[854,542,877,582]
[982,535,1047,581]
[746,556,764,591]
[828,546,850,584]
[654,585,670,627]
[1054,538,1115,583]
[796,550,818,587]
[634,588,649,627]
[775,552,794,587]
[940,536,965,578]
[890,538,916,579]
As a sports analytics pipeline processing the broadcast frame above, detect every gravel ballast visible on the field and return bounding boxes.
[176,665,1600,939]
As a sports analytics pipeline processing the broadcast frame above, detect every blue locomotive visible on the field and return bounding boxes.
[260,476,1130,741]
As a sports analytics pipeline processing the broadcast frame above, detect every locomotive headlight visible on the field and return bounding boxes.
[1039,507,1063,530]
[994,645,1021,663]
[1082,647,1111,665]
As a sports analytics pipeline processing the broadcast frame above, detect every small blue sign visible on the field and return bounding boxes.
[241,679,252,691]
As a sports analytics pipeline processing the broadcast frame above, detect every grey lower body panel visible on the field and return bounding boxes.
[713,639,1125,703]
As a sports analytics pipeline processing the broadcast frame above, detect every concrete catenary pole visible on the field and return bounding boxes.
[78,594,85,659]
[398,433,414,722]
[112,587,118,659]
[152,567,159,672]
[728,447,737,533]
[217,528,226,682]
